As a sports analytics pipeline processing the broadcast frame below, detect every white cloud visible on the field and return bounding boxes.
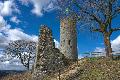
[31,0,43,16]
[19,0,57,16]
[0,23,59,49]
[0,25,38,49]
[19,0,30,6]
[0,0,20,26]
[0,26,60,70]
[10,16,21,24]
[0,24,38,70]
[6,28,37,41]
[0,60,26,70]
[54,39,60,48]
[0,0,20,16]
[0,15,5,23]
[78,55,84,59]
[0,0,60,70]
[94,47,105,53]
[0,53,25,70]
[0,15,6,27]
[111,35,120,52]
[94,35,120,53]
[31,0,51,16]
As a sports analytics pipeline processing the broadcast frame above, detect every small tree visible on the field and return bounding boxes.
[58,0,120,57]
[5,40,36,70]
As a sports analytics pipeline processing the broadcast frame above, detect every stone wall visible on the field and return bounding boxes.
[33,25,65,80]
[60,17,78,60]
[34,25,55,68]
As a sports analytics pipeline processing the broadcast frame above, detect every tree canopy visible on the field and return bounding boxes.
[5,40,36,70]
[58,0,120,57]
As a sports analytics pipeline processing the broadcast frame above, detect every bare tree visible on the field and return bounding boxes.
[58,0,120,57]
[5,40,36,70]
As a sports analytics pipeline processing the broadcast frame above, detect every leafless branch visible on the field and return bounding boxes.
[112,27,120,31]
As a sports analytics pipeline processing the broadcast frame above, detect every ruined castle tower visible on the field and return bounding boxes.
[60,17,78,60]
[33,25,65,80]
[34,25,55,68]
[33,25,55,79]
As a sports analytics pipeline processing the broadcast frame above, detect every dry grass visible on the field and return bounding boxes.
[67,57,120,80]
[0,71,32,80]
[1,57,120,80]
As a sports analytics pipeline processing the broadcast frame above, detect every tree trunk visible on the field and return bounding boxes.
[27,53,30,70]
[58,70,61,80]
[27,60,29,70]
[103,33,112,57]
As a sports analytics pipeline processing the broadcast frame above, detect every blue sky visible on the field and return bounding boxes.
[0,0,120,53]
[0,0,120,70]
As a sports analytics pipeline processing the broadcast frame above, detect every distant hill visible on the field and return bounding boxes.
[0,70,25,78]
[1,57,120,80]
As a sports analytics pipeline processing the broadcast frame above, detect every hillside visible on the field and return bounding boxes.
[1,57,120,80]
[66,57,120,80]
[0,70,24,78]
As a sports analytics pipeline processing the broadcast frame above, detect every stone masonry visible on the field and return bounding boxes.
[33,25,65,80]
[60,17,78,60]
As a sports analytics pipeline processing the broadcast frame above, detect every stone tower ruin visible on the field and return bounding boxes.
[33,25,65,80]
[34,25,55,68]
[60,17,78,60]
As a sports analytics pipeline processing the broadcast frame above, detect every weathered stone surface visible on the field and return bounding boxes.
[33,17,79,79]
[60,17,78,60]
[32,25,65,80]
[34,25,55,68]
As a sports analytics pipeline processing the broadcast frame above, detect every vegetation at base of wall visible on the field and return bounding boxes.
[1,57,120,80]
[87,57,99,62]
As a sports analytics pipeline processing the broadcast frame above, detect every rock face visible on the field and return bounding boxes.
[33,25,65,80]
[60,17,78,60]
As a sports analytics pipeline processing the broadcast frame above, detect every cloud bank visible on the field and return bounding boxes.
[10,16,21,24]
[0,0,60,70]
[0,24,60,70]
[0,0,20,16]
[19,0,58,16]
[111,35,120,52]
[94,35,120,53]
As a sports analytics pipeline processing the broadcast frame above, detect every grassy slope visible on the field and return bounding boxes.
[0,71,32,80]
[1,57,120,80]
[67,57,120,80]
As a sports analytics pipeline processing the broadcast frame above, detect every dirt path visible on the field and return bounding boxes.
[51,60,82,80]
